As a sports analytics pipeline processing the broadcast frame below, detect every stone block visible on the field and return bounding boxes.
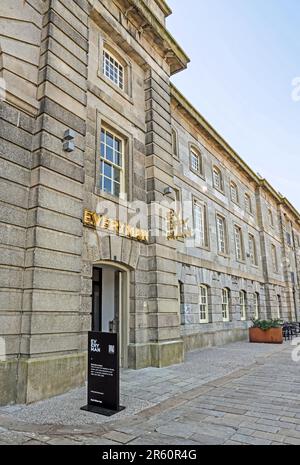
[17,352,86,404]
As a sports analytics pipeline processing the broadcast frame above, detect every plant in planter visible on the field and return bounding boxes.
[249,318,283,344]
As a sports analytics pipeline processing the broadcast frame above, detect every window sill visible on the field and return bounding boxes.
[190,168,205,181]
[94,187,129,207]
[195,245,210,252]
[98,71,134,105]
[231,200,240,207]
[218,252,230,258]
[213,186,225,195]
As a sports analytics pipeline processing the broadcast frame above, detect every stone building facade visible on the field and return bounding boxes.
[0,0,299,405]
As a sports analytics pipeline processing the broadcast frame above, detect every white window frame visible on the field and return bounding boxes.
[194,200,207,248]
[190,148,201,174]
[213,166,223,191]
[245,193,252,214]
[230,182,239,204]
[240,290,247,321]
[234,225,244,261]
[103,49,124,90]
[248,234,257,266]
[216,214,227,254]
[254,292,260,319]
[222,288,230,322]
[100,127,124,197]
[199,285,209,323]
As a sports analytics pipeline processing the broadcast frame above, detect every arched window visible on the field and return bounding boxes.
[216,214,227,254]
[213,166,223,191]
[193,200,208,248]
[254,292,260,319]
[234,225,244,261]
[199,285,209,323]
[248,234,258,266]
[239,290,247,321]
[230,182,239,204]
[103,49,124,90]
[171,128,178,158]
[190,147,202,175]
[222,288,230,322]
[245,193,252,214]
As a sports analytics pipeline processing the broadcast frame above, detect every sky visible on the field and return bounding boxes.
[167,0,300,211]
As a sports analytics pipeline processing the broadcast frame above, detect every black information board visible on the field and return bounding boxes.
[81,331,125,416]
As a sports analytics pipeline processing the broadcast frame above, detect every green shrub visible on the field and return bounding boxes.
[251,318,283,331]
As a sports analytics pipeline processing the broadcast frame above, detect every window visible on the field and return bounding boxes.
[213,166,223,191]
[245,193,252,214]
[254,292,260,319]
[199,285,209,323]
[230,182,239,204]
[172,129,178,158]
[222,288,230,322]
[216,215,227,254]
[234,226,244,261]
[194,200,208,248]
[100,127,124,197]
[248,234,258,266]
[240,290,247,321]
[103,50,124,90]
[277,295,282,319]
[271,244,278,272]
[190,148,202,174]
[268,208,274,227]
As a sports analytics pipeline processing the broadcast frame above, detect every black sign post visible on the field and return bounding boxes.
[81,331,125,416]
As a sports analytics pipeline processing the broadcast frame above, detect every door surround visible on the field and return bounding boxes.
[92,260,130,368]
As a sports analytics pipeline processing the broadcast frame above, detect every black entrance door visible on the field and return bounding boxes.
[92,268,102,331]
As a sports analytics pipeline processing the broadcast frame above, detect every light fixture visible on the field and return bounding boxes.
[164,187,173,196]
[63,129,75,152]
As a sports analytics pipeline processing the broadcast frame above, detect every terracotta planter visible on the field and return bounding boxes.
[249,327,283,344]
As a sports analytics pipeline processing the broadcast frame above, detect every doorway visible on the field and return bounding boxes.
[92,264,129,367]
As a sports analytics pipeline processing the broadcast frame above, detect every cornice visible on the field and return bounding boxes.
[126,0,190,74]
[154,0,172,17]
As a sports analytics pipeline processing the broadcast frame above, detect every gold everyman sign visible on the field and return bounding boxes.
[83,209,149,243]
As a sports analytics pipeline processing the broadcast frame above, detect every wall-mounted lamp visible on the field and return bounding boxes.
[63,129,75,152]
[164,187,174,196]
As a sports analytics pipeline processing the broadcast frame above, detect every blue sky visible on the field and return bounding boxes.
[167,0,300,211]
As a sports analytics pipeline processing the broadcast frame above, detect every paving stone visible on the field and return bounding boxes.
[229,434,272,445]
[101,430,137,444]
[0,342,299,446]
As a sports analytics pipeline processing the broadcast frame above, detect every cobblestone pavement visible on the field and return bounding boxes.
[0,341,300,445]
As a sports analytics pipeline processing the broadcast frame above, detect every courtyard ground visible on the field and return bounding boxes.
[0,340,300,445]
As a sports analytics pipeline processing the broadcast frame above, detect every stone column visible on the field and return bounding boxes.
[144,67,184,367]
